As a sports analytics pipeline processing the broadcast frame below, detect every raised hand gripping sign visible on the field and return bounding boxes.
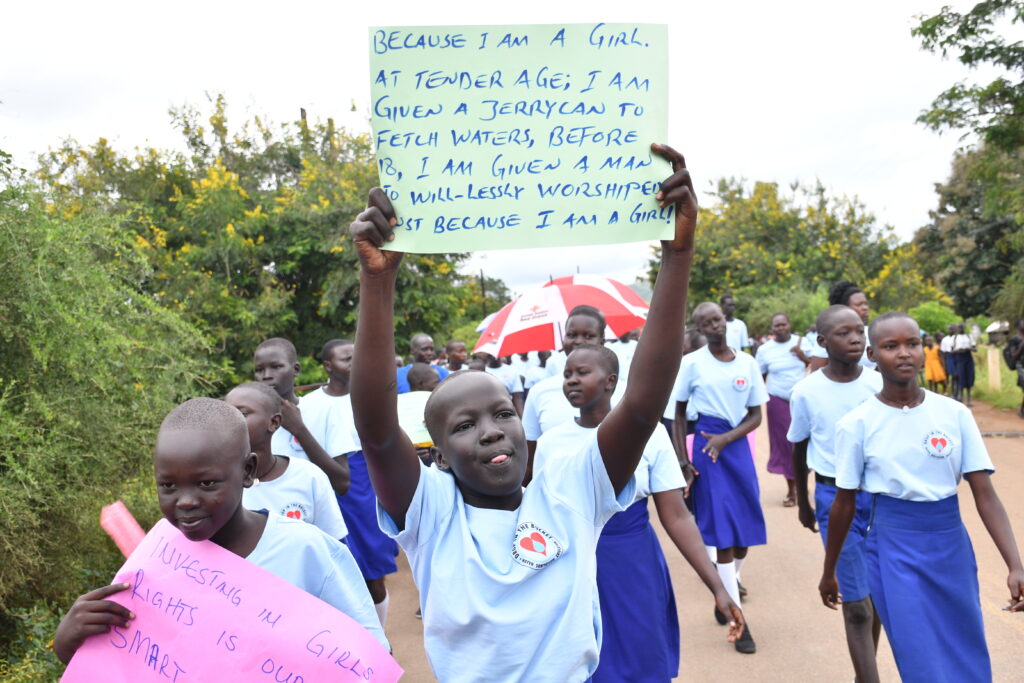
[369,23,671,253]
[62,519,402,682]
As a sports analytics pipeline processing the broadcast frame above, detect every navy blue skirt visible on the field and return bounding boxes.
[690,415,767,548]
[593,499,679,682]
[868,495,990,682]
[338,451,398,580]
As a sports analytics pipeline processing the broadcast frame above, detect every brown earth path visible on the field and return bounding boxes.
[380,401,1024,681]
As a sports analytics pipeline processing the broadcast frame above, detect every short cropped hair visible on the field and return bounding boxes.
[321,338,352,361]
[867,311,916,345]
[828,280,862,307]
[160,397,249,451]
[719,293,735,304]
[446,340,465,353]
[255,337,297,363]
[408,362,440,391]
[567,305,606,337]
[569,344,619,375]
[229,381,282,414]
[692,301,719,325]
[816,305,858,336]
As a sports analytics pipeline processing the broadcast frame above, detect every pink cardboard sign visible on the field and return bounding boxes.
[62,519,402,682]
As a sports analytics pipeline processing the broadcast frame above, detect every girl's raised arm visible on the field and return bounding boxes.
[349,188,421,526]
[599,143,697,493]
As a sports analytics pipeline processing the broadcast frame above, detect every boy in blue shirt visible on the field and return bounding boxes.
[348,143,710,682]
[53,397,387,664]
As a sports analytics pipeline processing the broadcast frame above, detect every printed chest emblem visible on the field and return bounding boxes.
[923,430,954,458]
[280,502,310,521]
[512,522,564,569]
[732,376,749,392]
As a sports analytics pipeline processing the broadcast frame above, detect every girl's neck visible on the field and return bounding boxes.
[448,359,464,371]
[878,379,924,408]
[212,506,268,558]
[324,377,349,397]
[253,447,284,483]
[708,338,734,361]
[823,358,862,383]
[577,399,611,429]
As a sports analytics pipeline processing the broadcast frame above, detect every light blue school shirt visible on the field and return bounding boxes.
[378,436,635,683]
[522,374,627,441]
[755,337,811,400]
[270,390,358,461]
[243,457,348,539]
[673,346,768,428]
[246,511,388,649]
[787,368,882,478]
[535,420,684,501]
[834,391,994,501]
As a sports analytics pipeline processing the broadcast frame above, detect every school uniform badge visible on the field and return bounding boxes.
[511,522,563,569]
[280,502,311,521]
[732,377,749,392]
[923,430,953,458]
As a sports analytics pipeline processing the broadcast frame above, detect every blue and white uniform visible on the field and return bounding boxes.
[834,391,994,682]
[247,511,388,650]
[243,457,348,540]
[522,374,626,441]
[674,346,768,548]
[787,368,881,601]
[379,435,635,683]
[270,388,356,462]
[536,422,684,682]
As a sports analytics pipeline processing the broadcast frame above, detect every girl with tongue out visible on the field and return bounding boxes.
[534,343,743,681]
[348,143,708,682]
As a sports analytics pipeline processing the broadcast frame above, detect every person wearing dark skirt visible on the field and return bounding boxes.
[672,302,768,654]
[820,312,1024,682]
[755,312,810,507]
[537,344,743,680]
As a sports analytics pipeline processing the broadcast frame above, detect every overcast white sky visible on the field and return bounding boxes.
[1,0,992,296]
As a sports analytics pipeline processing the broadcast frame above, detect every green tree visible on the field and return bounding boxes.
[909,301,962,335]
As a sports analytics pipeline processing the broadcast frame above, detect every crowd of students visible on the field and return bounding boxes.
[53,148,1023,682]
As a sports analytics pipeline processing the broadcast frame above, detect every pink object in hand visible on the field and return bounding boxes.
[99,501,145,557]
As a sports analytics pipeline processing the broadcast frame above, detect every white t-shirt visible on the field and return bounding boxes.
[243,457,348,539]
[522,374,627,441]
[834,391,994,501]
[939,335,954,353]
[247,512,388,649]
[378,436,635,683]
[544,350,568,379]
[755,337,811,401]
[523,364,550,390]
[610,339,638,382]
[535,420,684,501]
[787,368,883,478]
[950,334,974,352]
[673,345,768,428]
[270,389,359,461]
[725,318,750,351]
[486,363,524,395]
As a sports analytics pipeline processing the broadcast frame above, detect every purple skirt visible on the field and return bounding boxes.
[765,395,795,479]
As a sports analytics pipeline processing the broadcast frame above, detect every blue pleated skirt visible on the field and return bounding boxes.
[593,498,679,683]
[690,415,767,548]
[868,495,990,683]
[338,451,398,580]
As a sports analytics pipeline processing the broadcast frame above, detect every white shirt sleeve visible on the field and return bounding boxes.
[740,321,750,349]
[957,404,995,474]
[646,430,686,493]
[377,463,454,549]
[747,359,769,406]
[542,430,635,526]
[833,414,865,490]
[756,345,769,374]
[787,385,810,443]
[673,358,695,402]
[522,389,543,440]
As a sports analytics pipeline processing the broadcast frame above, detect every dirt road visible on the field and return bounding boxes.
[381,402,1024,681]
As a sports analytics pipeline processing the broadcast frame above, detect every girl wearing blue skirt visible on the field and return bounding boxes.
[821,312,1024,683]
[673,301,768,654]
[536,344,744,682]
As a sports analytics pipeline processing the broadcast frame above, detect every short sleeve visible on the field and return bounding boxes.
[541,430,635,526]
[740,322,750,349]
[319,543,390,650]
[522,388,543,440]
[510,371,523,393]
[957,405,994,474]
[646,429,686,493]
[787,385,811,443]
[377,462,454,550]
[811,345,828,359]
[311,468,349,540]
[746,358,769,406]
[674,357,696,402]
[756,345,769,374]
[833,414,865,490]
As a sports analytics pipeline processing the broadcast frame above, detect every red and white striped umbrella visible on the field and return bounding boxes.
[473,275,649,357]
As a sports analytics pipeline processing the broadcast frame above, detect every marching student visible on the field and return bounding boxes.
[789,305,882,682]
[819,312,1024,682]
[348,143,699,681]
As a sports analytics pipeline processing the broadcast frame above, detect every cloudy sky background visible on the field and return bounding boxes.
[1,0,995,296]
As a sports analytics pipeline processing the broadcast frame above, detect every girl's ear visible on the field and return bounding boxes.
[269,412,282,433]
[292,361,302,377]
[431,446,451,472]
[605,372,618,393]
[865,345,875,363]
[242,452,258,488]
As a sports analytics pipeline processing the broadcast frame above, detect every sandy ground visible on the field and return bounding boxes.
[379,401,1024,681]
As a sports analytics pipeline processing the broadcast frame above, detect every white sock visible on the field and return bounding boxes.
[374,591,389,627]
[705,545,717,564]
[717,561,742,608]
[735,556,746,581]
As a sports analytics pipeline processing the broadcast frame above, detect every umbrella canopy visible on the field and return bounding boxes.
[473,275,649,357]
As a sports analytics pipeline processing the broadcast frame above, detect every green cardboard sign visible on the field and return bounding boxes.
[369,23,671,253]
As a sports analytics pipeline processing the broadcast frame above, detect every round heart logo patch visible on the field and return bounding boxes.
[732,377,749,392]
[923,430,953,458]
[280,503,310,521]
[512,522,563,570]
